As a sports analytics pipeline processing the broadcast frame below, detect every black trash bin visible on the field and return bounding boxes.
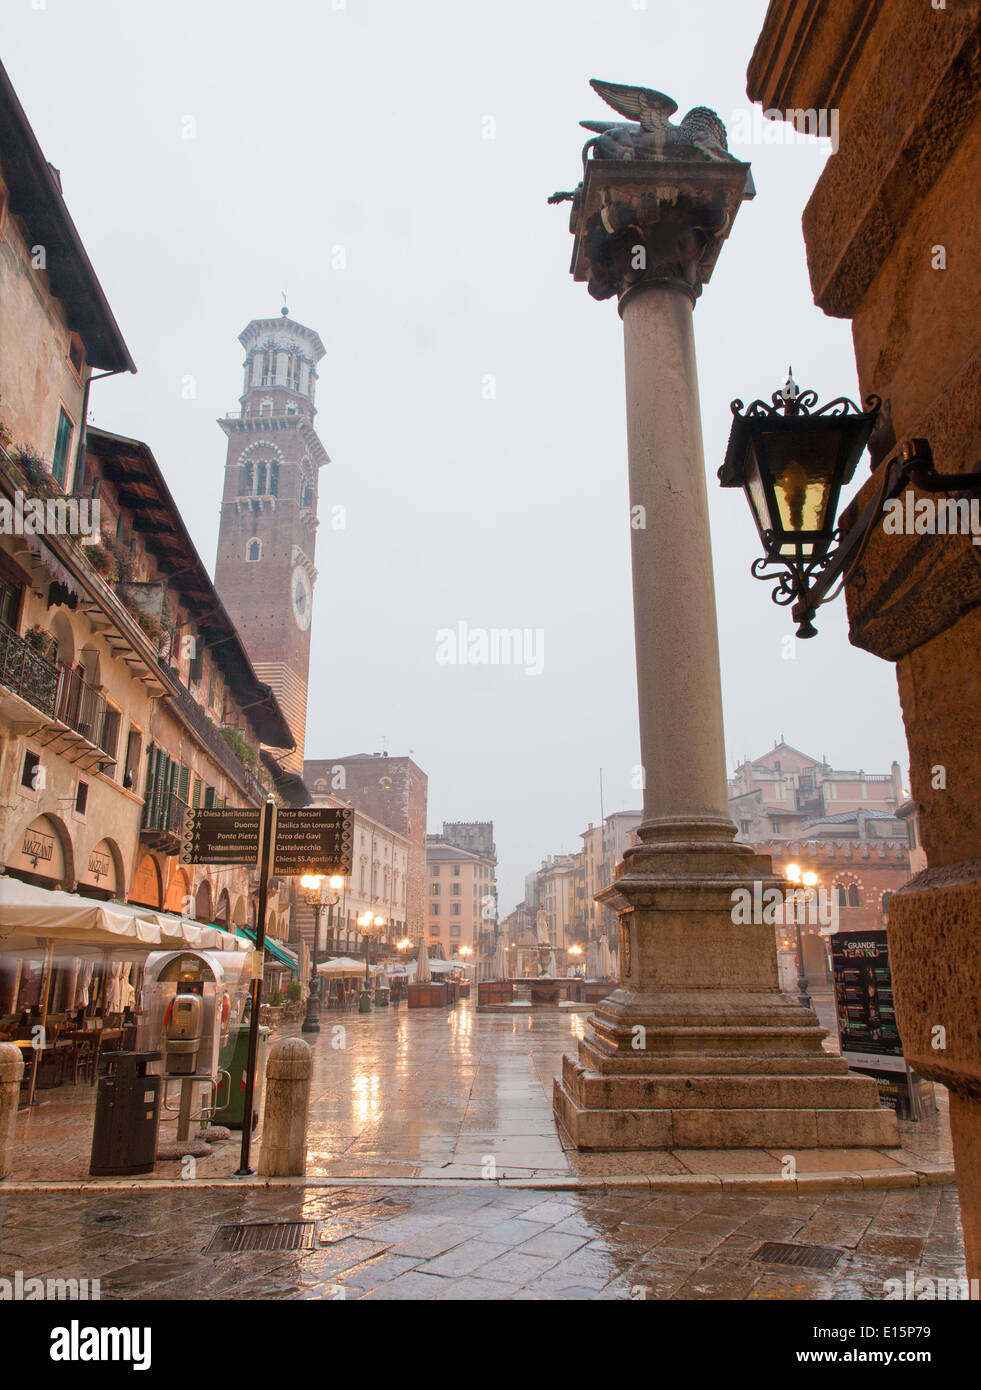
[89,1050,162,1177]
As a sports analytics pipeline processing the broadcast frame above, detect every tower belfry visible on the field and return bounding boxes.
[213,311,329,773]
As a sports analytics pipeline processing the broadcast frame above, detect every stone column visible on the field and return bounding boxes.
[551,120,898,1151]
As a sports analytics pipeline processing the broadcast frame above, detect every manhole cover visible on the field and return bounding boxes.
[205,1221,317,1254]
[753,1241,843,1271]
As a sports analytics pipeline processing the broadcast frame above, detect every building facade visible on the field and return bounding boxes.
[748,0,981,1276]
[426,824,497,958]
[305,752,429,942]
[729,740,905,843]
[300,778,411,960]
[0,65,298,1015]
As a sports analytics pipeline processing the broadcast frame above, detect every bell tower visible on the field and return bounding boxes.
[214,307,328,773]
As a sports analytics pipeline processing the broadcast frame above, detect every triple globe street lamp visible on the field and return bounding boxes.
[785,862,819,1012]
[357,911,387,1002]
[300,873,344,1034]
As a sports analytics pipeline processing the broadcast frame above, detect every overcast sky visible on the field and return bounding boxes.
[3,0,910,912]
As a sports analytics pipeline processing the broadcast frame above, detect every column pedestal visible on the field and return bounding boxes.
[553,832,897,1149]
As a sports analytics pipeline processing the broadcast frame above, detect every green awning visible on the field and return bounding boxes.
[237,926,298,977]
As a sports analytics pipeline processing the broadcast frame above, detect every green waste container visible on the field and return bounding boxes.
[374,986,390,1007]
[358,989,372,1013]
[216,1024,269,1131]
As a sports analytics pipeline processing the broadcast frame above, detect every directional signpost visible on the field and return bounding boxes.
[179,799,355,1173]
[273,806,354,877]
[179,808,261,867]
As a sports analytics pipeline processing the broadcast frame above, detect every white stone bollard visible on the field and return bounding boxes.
[257,1037,312,1177]
[0,1043,25,1179]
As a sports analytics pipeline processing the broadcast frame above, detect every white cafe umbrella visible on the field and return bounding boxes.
[0,878,248,955]
[492,936,509,980]
[318,956,381,977]
[415,935,432,984]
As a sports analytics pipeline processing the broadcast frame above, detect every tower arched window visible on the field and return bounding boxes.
[848,884,861,908]
[269,462,278,496]
[836,885,847,907]
[246,539,261,562]
[300,479,314,510]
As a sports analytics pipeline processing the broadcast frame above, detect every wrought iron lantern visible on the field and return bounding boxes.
[719,370,880,636]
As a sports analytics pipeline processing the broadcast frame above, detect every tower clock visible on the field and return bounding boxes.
[213,308,328,773]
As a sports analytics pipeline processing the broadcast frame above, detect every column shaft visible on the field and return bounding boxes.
[621,284,731,832]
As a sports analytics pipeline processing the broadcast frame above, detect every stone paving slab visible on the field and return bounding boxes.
[0,1181,967,1302]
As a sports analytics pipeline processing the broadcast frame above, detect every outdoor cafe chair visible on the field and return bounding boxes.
[72,1029,101,1086]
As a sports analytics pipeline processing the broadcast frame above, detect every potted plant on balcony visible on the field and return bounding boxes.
[136,610,164,645]
[22,625,58,663]
[12,445,58,500]
[83,537,118,583]
[219,724,259,772]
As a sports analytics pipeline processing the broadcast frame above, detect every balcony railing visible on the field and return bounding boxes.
[54,664,119,761]
[159,664,266,804]
[0,623,60,717]
[141,791,188,837]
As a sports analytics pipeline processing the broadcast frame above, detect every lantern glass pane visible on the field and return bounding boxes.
[761,430,841,536]
[744,442,770,536]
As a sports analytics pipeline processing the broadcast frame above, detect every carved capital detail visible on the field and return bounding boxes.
[568,159,754,306]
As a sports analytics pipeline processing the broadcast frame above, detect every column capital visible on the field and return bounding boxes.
[565,158,755,306]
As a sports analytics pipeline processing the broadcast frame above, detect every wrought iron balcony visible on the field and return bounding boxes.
[54,664,119,761]
[0,622,60,717]
[140,791,188,852]
[158,663,266,805]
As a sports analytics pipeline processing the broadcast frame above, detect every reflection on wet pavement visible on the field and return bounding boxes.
[8,999,955,1182]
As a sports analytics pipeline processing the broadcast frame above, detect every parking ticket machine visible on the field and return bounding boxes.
[164,988,204,1075]
[139,949,252,1138]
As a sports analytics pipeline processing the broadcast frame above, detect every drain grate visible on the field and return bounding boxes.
[205,1221,317,1254]
[753,1241,843,1271]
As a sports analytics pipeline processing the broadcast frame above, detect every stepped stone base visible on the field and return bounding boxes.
[552,827,900,1154]
[553,993,900,1151]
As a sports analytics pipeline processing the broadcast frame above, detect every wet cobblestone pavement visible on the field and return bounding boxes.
[4,997,967,1300]
[7,1000,955,1183]
[0,1180,967,1300]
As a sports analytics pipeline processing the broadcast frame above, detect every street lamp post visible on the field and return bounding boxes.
[357,913,386,1005]
[785,864,816,1011]
[300,874,344,1034]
